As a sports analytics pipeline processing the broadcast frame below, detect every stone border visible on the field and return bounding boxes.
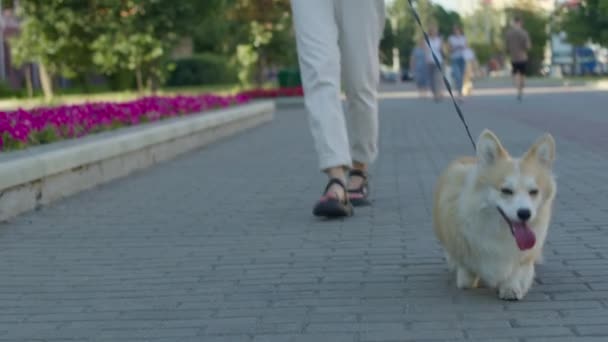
[0,100,275,222]
[591,79,608,90]
[274,96,304,107]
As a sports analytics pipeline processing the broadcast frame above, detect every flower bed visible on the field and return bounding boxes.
[0,93,251,152]
[0,85,303,152]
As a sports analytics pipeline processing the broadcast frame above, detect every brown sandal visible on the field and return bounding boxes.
[347,169,371,207]
[313,178,354,218]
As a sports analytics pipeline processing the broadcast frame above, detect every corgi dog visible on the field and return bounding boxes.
[432,129,557,300]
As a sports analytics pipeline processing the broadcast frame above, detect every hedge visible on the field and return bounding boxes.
[166,53,238,87]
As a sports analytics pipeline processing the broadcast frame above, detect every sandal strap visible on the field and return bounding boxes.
[348,169,368,180]
[323,178,347,195]
[347,169,369,195]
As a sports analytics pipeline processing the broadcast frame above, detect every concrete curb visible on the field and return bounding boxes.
[590,80,608,90]
[0,100,275,222]
[274,96,305,107]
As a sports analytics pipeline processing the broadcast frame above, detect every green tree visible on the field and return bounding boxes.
[379,18,396,66]
[226,0,296,87]
[387,0,460,70]
[90,0,216,92]
[434,5,462,38]
[557,0,608,46]
[388,0,421,70]
[11,0,220,96]
[462,5,505,65]
[192,0,234,55]
[10,0,96,100]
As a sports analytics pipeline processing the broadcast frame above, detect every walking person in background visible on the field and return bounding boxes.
[290,0,385,218]
[447,25,467,102]
[410,37,429,98]
[462,46,478,97]
[425,25,443,102]
[505,16,531,101]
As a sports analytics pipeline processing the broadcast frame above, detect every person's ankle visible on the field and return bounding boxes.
[348,162,368,189]
[352,161,367,172]
[326,166,347,182]
[324,166,347,199]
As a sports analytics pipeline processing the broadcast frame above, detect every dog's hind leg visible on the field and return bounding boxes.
[456,267,480,289]
[444,252,458,273]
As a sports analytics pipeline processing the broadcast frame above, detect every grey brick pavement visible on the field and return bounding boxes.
[0,85,607,341]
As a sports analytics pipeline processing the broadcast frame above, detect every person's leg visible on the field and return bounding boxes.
[457,57,466,97]
[462,60,472,96]
[516,72,523,100]
[428,63,438,101]
[419,65,429,98]
[432,63,444,101]
[291,0,352,216]
[512,62,526,101]
[335,0,385,205]
[511,62,518,90]
[451,57,463,97]
[518,62,527,100]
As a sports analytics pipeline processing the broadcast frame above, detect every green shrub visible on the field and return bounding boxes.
[107,70,136,91]
[0,81,23,98]
[166,53,237,87]
[469,42,497,65]
[277,68,301,87]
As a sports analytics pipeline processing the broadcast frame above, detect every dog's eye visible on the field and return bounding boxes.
[501,188,514,195]
[529,189,539,196]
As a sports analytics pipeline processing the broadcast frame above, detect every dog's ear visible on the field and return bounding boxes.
[523,133,555,168]
[477,129,507,167]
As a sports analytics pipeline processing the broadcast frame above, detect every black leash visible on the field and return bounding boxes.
[406,0,477,152]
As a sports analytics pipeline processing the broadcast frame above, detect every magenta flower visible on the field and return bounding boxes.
[0,92,257,151]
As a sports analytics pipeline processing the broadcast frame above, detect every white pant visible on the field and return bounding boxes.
[290,0,385,171]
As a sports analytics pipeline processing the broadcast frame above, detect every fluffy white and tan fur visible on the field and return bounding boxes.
[432,129,557,300]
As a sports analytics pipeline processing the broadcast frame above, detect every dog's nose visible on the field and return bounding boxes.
[517,208,531,221]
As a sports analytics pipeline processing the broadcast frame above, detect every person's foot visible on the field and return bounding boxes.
[347,169,371,206]
[313,178,353,218]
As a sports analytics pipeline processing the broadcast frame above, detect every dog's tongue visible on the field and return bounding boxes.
[512,222,536,250]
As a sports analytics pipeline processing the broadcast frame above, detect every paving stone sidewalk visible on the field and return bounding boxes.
[0,87,607,341]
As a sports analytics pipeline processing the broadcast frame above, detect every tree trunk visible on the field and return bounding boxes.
[255,54,265,88]
[38,62,53,101]
[79,73,90,93]
[148,75,159,94]
[25,64,33,98]
[135,67,143,92]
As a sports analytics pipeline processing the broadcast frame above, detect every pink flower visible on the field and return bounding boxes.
[0,91,257,151]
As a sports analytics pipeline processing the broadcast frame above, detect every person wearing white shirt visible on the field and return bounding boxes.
[425,25,443,102]
[448,25,467,100]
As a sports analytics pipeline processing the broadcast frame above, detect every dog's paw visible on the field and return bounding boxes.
[498,263,534,301]
[498,286,525,301]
